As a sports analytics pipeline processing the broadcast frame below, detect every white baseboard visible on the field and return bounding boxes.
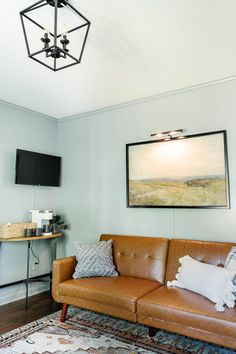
[0,282,50,306]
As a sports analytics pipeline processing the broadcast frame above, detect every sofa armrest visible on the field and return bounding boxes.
[52,256,77,303]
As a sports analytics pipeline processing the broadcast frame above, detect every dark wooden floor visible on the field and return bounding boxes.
[0,291,61,335]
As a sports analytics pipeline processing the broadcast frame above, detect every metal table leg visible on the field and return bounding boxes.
[50,238,58,290]
[0,235,62,309]
[25,240,31,310]
[50,238,57,265]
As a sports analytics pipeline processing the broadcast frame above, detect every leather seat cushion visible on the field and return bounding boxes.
[59,276,161,312]
[137,286,236,337]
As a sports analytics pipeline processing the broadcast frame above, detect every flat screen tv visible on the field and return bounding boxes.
[15,149,61,187]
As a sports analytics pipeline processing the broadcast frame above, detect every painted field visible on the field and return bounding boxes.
[129,177,227,206]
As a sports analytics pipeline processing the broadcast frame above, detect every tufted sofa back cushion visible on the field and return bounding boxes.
[165,239,236,284]
[100,234,169,283]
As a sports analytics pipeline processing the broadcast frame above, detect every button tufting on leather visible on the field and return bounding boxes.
[133,254,136,259]
[147,255,151,260]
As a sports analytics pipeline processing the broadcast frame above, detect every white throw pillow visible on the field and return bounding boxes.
[73,239,118,279]
[167,255,236,312]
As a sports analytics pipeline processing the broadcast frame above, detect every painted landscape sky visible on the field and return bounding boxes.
[129,134,225,181]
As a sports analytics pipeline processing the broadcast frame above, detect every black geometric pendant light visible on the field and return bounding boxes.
[20,0,91,71]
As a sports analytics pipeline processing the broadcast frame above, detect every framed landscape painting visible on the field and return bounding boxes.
[126,130,230,208]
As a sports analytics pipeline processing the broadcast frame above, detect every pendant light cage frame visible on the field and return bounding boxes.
[20,0,91,71]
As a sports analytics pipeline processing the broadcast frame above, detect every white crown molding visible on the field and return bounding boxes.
[0,99,57,122]
[1,73,236,123]
[59,73,236,123]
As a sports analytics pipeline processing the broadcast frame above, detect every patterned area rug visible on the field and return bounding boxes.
[0,307,234,354]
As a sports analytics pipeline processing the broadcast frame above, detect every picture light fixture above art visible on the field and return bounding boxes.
[150,129,184,141]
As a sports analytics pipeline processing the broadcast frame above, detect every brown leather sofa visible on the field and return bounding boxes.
[52,234,236,349]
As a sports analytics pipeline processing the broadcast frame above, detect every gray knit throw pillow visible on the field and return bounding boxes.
[73,239,118,279]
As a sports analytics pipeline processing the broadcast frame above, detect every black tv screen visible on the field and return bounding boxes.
[15,149,61,187]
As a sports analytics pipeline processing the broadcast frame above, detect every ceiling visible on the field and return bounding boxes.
[1,0,236,119]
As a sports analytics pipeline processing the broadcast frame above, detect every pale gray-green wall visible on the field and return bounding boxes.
[57,79,236,256]
[1,79,236,305]
[0,103,59,304]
